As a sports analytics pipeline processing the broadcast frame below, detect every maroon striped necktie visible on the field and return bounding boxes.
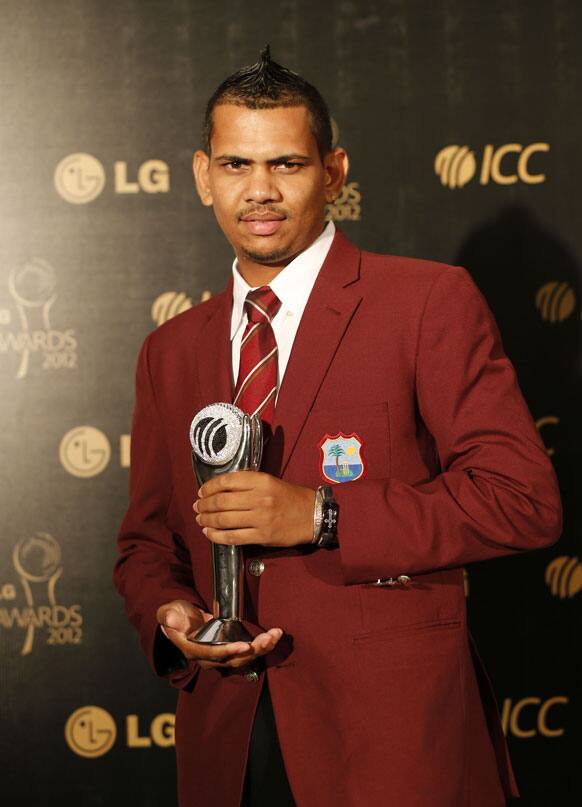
[233,286,282,426]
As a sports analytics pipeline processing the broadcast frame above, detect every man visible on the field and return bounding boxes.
[114,48,562,807]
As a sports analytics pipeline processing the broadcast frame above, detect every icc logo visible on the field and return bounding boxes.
[434,143,549,188]
[54,153,170,203]
[59,426,111,478]
[501,696,568,738]
[545,556,582,599]
[535,281,576,323]
[151,291,193,326]
[151,290,212,327]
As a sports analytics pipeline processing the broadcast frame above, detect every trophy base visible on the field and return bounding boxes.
[191,618,253,646]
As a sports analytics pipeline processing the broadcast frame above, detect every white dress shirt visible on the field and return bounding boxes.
[230,221,335,398]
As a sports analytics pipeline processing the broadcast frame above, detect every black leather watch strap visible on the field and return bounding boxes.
[314,484,339,548]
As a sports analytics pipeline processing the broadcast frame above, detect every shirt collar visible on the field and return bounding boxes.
[230,220,336,339]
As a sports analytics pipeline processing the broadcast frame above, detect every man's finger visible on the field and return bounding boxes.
[163,608,190,632]
[157,601,209,635]
[172,627,283,665]
[197,510,257,531]
[200,628,284,669]
[199,470,262,498]
[183,636,253,661]
[203,527,262,545]
[194,491,253,514]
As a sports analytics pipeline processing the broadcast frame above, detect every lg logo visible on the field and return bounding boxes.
[65,706,175,758]
[59,426,111,478]
[435,143,549,189]
[54,153,170,204]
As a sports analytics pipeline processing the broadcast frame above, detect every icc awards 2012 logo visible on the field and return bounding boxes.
[324,117,362,222]
[0,533,83,655]
[0,258,78,379]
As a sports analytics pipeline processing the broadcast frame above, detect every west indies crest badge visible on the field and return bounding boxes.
[319,433,365,483]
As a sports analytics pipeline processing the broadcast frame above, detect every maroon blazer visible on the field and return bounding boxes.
[115,228,562,807]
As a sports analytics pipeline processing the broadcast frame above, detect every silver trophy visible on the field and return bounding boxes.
[189,402,263,645]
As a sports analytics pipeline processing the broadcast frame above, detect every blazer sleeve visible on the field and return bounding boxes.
[334,265,563,585]
[113,334,206,688]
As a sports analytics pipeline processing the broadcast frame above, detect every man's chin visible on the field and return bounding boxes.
[240,243,292,265]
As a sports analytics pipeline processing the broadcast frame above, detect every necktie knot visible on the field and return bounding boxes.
[244,286,281,324]
[234,285,280,425]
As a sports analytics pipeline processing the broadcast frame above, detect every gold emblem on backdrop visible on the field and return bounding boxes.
[151,291,193,326]
[434,145,476,189]
[500,696,568,738]
[151,289,211,327]
[535,281,576,323]
[325,117,362,222]
[65,706,117,758]
[545,556,582,599]
[58,427,129,471]
[434,143,550,188]
[59,426,111,478]
[0,534,83,655]
[54,153,170,203]
[0,259,77,379]
[64,707,175,756]
[54,153,106,204]
[325,181,362,222]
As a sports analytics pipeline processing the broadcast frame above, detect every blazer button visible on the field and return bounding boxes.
[248,559,265,577]
[245,670,259,683]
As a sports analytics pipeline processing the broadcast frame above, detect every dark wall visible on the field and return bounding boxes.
[0,1,579,804]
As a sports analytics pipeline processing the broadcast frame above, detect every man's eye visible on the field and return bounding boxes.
[278,162,303,170]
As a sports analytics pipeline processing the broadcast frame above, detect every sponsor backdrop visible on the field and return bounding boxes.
[0,1,580,804]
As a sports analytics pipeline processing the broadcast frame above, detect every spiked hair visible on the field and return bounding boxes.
[202,46,333,160]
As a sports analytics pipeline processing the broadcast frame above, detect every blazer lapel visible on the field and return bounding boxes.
[194,278,234,406]
[266,229,362,477]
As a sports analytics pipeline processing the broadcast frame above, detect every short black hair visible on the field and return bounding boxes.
[202,45,333,161]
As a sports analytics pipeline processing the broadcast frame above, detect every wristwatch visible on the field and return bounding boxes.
[312,484,339,548]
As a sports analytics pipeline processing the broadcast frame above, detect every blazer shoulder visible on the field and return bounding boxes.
[144,290,227,354]
[359,248,470,292]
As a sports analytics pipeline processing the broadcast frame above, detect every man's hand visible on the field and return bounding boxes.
[156,599,283,670]
[193,470,315,547]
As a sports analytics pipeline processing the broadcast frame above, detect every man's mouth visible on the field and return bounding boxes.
[240,212,285,237]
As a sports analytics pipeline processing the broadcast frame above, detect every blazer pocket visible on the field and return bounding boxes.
[302,400,391,486]
[353,617,462,646]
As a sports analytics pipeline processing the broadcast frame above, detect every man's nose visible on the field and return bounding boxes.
[244,166,282,204]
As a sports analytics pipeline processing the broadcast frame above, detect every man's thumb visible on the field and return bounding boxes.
[163,608,188,632]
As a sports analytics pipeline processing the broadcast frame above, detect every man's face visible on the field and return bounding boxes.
[193,104,346,266]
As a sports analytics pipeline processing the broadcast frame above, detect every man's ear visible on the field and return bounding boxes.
[193,150,213,206]
[323,147,349,204]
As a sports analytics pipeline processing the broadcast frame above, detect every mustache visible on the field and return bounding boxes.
[237,205,289,220]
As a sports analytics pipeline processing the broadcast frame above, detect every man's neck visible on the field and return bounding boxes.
[235,258,287,287]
